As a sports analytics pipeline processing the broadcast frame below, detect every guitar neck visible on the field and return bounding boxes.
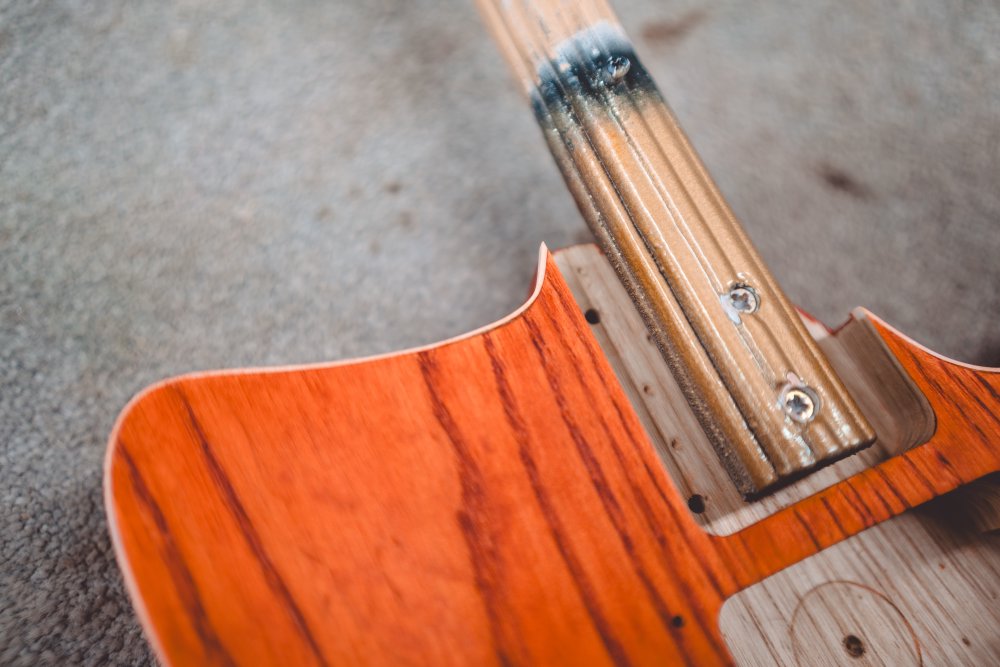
[477,0,874,495]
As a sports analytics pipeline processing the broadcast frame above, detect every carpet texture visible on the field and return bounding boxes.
[2,0,999,663]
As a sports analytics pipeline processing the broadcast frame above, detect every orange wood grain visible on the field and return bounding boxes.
[105,250,1000,666]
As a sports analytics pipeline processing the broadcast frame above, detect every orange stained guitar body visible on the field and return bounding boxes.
[106,249,1000,666]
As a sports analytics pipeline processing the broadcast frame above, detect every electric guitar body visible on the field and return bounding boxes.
[107,246,1000,665]
[105,1,1000,665]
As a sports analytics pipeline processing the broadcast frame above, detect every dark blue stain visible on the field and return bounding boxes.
[530,35,658,128]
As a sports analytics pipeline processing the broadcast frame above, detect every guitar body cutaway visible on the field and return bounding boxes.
[106,246,1000,666]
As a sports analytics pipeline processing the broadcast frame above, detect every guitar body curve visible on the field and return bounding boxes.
[105,247,1000,666]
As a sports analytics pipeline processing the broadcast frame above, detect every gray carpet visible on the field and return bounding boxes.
[2,0,999,664]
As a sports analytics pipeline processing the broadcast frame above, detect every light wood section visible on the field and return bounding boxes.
[789,582,922,667]
[556,244,935,534]
[106,247,1000,665]
[720,504,1000,665]
[477,0,874,495]
[951,474,1000,534]
[808,313,936,457]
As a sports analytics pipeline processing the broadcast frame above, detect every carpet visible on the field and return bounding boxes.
[2,0,998,663]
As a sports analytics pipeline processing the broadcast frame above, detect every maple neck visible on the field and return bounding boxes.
[478,0,875,495]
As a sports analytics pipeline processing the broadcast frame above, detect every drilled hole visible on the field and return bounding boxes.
[584,308,601,324]
[671,615,684,628]
[687,494,706,514]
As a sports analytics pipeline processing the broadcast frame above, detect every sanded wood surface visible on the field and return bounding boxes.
[951,474,1000,534]
[566,240,1000,663]
[720,503,1000,665]
[477,0,874,495]
[555,244,936,535]
[106,247,1000,665]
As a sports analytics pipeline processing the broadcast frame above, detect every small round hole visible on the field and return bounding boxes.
[584,308,601,324]
[687,494,706,514]
[671,615,684,628]
[842,634,865,658]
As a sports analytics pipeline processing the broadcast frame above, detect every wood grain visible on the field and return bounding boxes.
[106,247,1000,665]
[720,504,1000,665]
[561,242,1000,665]
[555,244,936,535]
[477,0,875,495]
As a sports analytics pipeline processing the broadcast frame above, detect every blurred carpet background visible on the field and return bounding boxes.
[2,0,999,663]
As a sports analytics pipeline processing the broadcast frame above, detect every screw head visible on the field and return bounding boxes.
[605,56,631,84]
[779,373,820,423]
[779,378,822,424]
[727,285,759,314]
[783,389,815,422]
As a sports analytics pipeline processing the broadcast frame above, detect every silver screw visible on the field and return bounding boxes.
[783,389,816,422]
[605,56,631,84]
[727,285,759,314]
[779,373,819,423]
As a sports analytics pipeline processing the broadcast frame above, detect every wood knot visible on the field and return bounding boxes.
[843,634,865,658]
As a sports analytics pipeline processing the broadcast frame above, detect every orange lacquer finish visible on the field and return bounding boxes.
[105,250,1000,666]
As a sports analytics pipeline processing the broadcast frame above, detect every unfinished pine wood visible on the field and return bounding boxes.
[106,247,1000,666]
[950,474,1000,534]
[556,244,935,535]
[563,246,1000,666]
[719,504,1000,665]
